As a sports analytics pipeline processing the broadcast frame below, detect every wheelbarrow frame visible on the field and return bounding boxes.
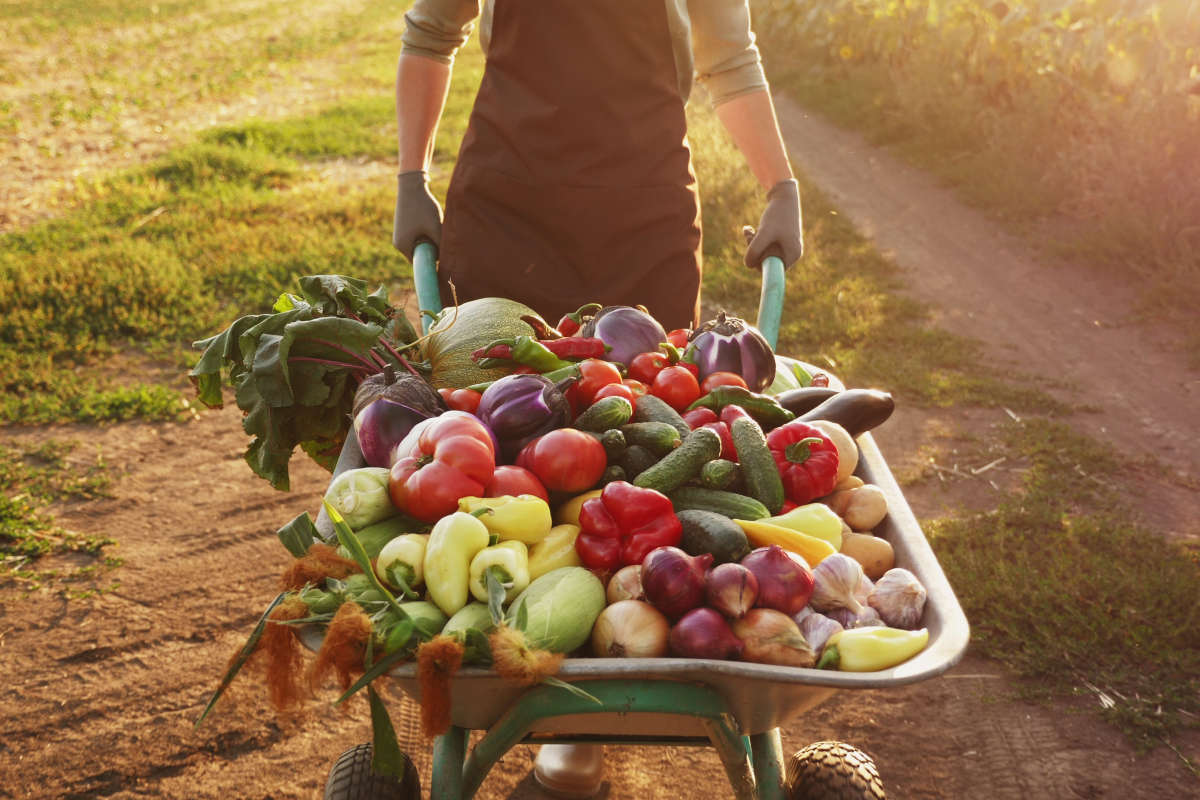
[311,245,969,799]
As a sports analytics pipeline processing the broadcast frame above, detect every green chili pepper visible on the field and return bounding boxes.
[688,385,795,428]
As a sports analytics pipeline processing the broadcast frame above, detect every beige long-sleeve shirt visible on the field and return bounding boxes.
[401,0,768,107]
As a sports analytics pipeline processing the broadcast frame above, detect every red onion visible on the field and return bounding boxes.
[581,305,668,367]
[731,608,816,667]
[685,312,777,392]
[353,397,435,468]
[740,545,814,616]
[641,546,711,620]
[705,563,758,619]
[669,607,744,660]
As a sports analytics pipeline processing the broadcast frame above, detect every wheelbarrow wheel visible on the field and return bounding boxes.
[785,740,885,800]
[323,742,420,800]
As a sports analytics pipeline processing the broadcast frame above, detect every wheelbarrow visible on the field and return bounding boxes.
[310,243,971,799]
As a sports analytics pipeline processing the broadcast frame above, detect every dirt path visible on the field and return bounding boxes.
[3,98,1199,798]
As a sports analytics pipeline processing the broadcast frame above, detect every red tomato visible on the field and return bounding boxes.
[438,387,482,414]
[628,352,670,385]
[485,465,549,502]
[649,365,701,412]
[594,382,636,403]
[719,404,753,426]
[389,412,496,522]
[700,371,748,393]
[677,361,700,378]
[666,328,691,348]
[573,359,623,407]
[622,378,648,397]
[516,429,607,493]
[681,407,719,429]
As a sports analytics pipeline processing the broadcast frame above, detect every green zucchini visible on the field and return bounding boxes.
[620,421,682,456]
[633,427,722,494]
[699,458,740,491]
[729,416,785,515]
[618,445,659,480]
[631,394,691,437]
[573,395,634,432]
[668,486,770,521]
[796,389,895,438]
[677,510,751,565]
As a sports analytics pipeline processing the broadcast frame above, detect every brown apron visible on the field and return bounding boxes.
[438,0,702,330]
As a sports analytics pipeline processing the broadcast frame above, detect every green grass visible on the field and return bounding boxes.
[1,439,118,590]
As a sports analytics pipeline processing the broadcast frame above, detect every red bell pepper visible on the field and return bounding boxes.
[765,420,840,504]
[575,481,682,570]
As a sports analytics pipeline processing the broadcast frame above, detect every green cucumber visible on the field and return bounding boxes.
[631,394,691,438]
[618,445,659,480]
[573,395,634,432]
[729,416,785,515]
[699,459,740,491]
[584,428,627,461]
[620,421,682,456]
[668,487,770,521]
[633,427,722,494]
[676,510,751,565]
[600,464,627,485]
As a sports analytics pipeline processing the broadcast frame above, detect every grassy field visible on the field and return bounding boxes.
[1,0,1196,754]
[752,0,1200,325]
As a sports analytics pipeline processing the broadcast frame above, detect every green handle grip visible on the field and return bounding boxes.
[413,240,442,334]
[756,255,785,350]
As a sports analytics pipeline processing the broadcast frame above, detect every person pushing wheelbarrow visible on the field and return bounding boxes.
[390,0,803,794]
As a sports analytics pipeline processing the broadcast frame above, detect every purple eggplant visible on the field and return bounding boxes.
[685,312,776,392]
[475,373,572,461]
[354,398,437,468]
[580,305,668,367]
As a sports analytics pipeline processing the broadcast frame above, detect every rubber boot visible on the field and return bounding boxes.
[532,744,605,798]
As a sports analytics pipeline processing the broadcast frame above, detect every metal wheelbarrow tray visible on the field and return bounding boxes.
[310,245,970,798]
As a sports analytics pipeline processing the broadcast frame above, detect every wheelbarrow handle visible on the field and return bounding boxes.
[408,242,786,347]
[413,240,441,334]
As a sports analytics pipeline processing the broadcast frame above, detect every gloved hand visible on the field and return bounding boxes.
[392,170,443,261]
[744,178,804,270]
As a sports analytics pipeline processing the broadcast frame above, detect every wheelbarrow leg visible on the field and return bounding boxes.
[748,728,787,800]
[431,725,470,799]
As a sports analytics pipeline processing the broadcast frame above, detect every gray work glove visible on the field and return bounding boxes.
[744,178,804,270]
[392,169,443,261]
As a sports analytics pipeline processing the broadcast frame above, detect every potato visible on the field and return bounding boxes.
[809,419,858,483]
[834,474,865,492]
[842,484,888,532]
[839,531,895,580]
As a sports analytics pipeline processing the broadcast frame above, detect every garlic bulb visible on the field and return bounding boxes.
[797,611,844,655]
[854,575,873,605]
[826,605,882,629]
[809,553,867,614]
[867,568,927,629]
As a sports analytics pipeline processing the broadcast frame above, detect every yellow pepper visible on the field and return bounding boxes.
[458,495,553,544]
[554,490,602,526]
[468,540,531,604]
[526,524,582,580]
[764,503,843,550]
[423,511,491,616]
[818,627,929,672]
[733,518,837,566]
[374,533,430,596]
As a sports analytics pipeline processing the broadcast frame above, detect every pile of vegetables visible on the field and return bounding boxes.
[194,281,932,757]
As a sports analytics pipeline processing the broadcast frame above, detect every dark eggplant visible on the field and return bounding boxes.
[796,389,895,437]
[773,386,842,416]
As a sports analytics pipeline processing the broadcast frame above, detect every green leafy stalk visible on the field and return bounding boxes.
[324,501,407,619]
[195,592,288,726]
[368,685,409,780]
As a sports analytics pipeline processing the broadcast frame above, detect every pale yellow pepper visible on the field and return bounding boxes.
[764,503,844,550]
[423,511,491,616]
[526,524,582,580]
[468,540,531,604]
[818,627,929,672]
[554,490,602,526]
[374,533,430,595]
[733,518,837,566]
[458,495,553,544]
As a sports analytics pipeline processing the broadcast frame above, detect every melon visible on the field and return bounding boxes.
[423,297,539,389]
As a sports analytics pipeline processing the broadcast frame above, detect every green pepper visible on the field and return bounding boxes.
[688,385,795,428]
[468,540,531,604]
[817,627,929,672]
[423,511,491,616]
